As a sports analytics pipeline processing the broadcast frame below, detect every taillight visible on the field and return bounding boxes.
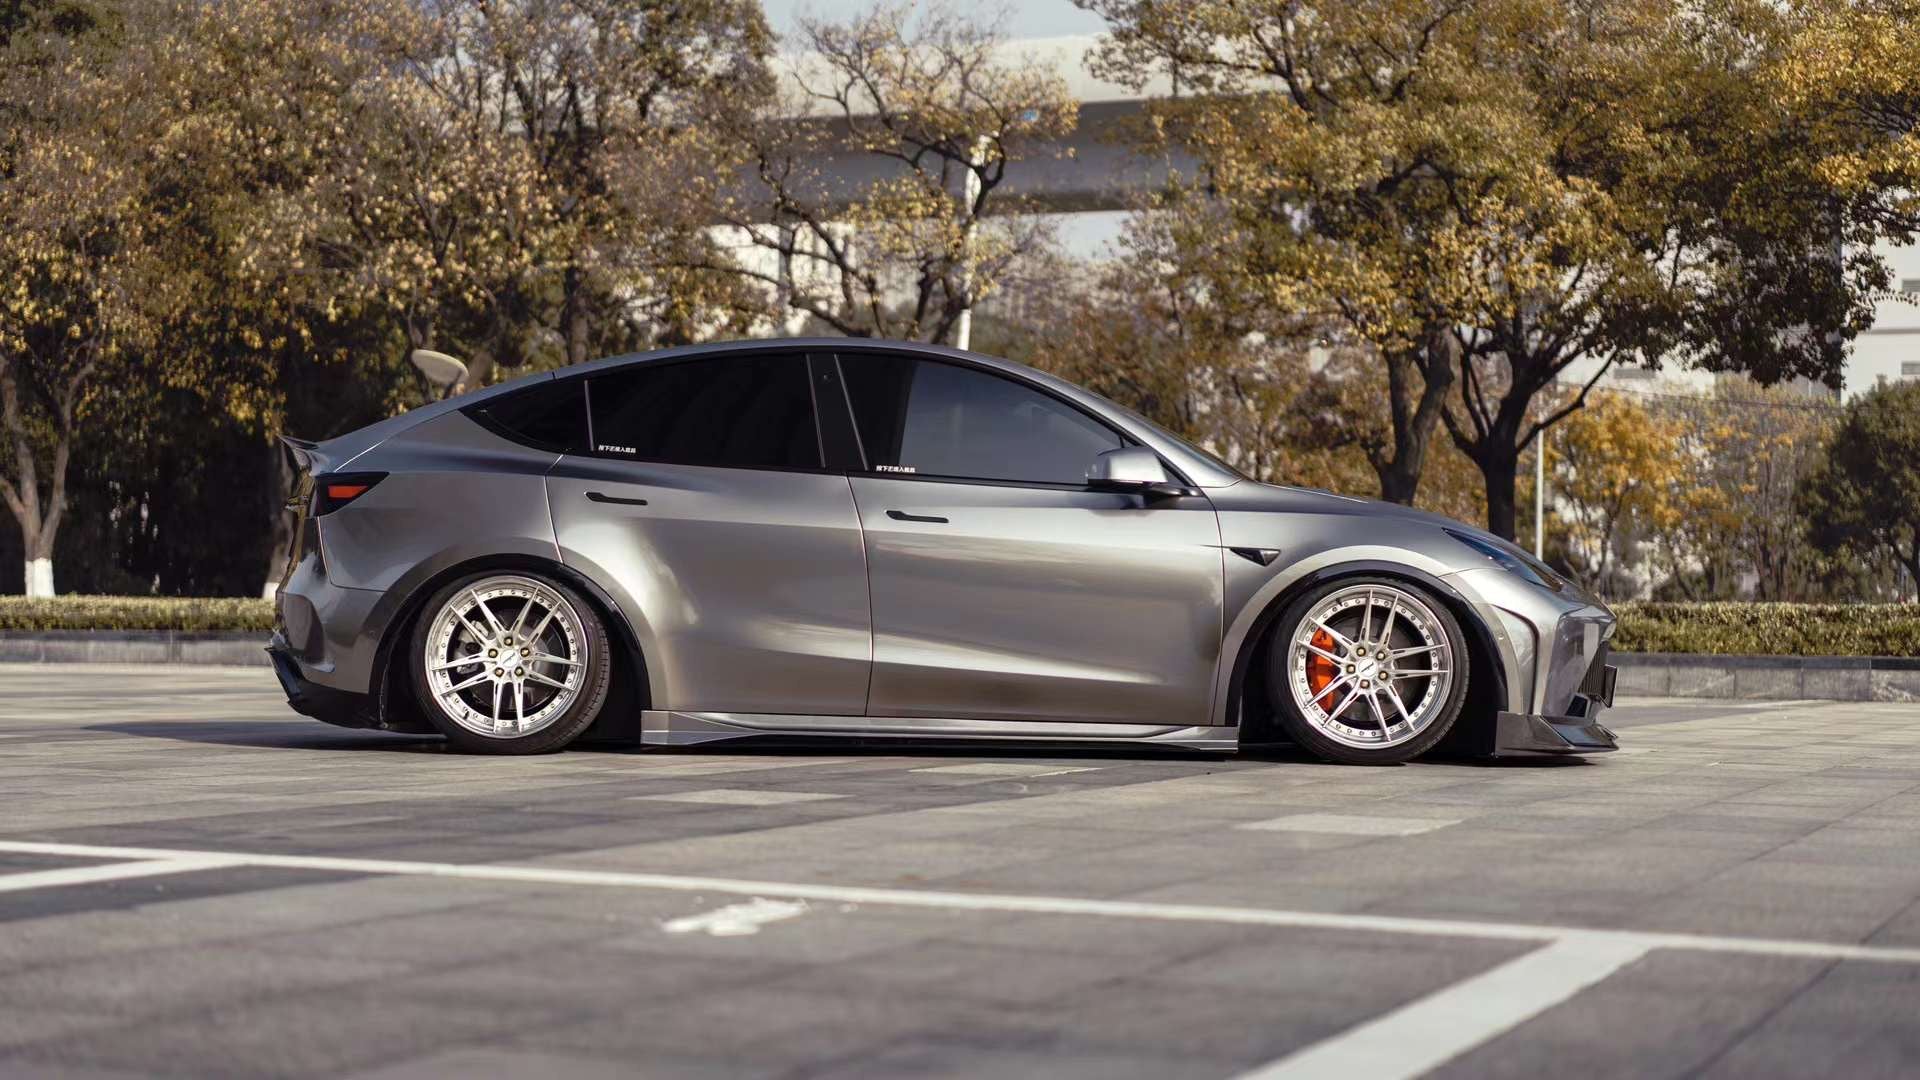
[314,473,387,515]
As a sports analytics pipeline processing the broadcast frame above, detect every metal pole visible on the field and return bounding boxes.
[1534,420,1546,560]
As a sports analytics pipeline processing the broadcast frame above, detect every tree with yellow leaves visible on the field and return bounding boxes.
[0,1,185,596]
[1084,0,1917,539]
[1549,393,1691,597]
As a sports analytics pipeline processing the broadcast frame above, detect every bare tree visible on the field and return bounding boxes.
[715,3,1075,344]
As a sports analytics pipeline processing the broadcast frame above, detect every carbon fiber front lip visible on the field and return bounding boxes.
[1491,711,1620,756]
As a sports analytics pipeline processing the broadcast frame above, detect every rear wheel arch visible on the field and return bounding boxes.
[369,553,651,739]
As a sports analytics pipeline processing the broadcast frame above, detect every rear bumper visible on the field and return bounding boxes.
[267,637,381,730]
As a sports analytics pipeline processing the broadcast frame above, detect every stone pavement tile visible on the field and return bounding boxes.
[1694,961,1920,1080]
[821,1036,1239,1080]
[1029,976,1401,1063]
[1426,952,1831,1080]
[0,1007,125,1053]
[1147,930,1532,1000]
[509,981,1018,1067]
[769,940,1152,1006]
[240,908,621,966]
[1626,881,1920,940]
[5,989,581,1079]
[936,910,1280,962]
[344,1047,661,1080]
[0,867,367,929]
[388,943,802,1010]
[0,943,409,1018]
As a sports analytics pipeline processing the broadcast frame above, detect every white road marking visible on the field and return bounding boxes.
[626,788,845,806]
[0,855,242,894]
[1234,934,1651,1080]
[1237,813,1462,837]
[662,897,809,937]
[910,763,1102,778]
[1,839,1918,967]
[629,758,856,777]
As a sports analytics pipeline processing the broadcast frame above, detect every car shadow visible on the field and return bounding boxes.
[88,722,1598,767]
[86,721,448,753]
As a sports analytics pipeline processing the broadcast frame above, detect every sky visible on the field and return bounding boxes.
[759,0,1106,42]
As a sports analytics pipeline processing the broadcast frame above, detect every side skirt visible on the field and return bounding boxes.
[639,711,1239,752]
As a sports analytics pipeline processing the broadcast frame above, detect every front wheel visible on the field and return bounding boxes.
[1264,577,1469,765]
[409,572,613,754]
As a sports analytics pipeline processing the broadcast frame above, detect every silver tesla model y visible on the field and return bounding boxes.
[269,339,1618,764]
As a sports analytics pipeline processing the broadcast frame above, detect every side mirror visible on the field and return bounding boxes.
[1088,447,1196,500]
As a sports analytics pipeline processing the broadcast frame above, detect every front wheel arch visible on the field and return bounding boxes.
[1226,561,1507,752]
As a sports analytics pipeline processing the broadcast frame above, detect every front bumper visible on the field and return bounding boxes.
[1491,648,1618,757]
[1492,711,1618,755]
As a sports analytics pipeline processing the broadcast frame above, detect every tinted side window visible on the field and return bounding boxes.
[839,355,1122,485]
[469,378,586,453]
[588,354,820,469]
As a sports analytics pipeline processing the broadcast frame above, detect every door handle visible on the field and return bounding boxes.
[585,491,648,506]
[886,510,948,524]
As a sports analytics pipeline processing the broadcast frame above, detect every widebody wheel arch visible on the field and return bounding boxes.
[361,549,654,738]
[1212,549,1523,747]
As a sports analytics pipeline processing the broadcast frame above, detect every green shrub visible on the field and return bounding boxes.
[1612,602,1920,657]
[1,595,1916,656]
[0,596,274,632]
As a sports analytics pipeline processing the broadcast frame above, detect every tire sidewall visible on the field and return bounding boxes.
[408,572,613,754]
[1264,575,1470,765]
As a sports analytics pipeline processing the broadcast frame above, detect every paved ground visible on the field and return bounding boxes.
[1,664,1918,1079]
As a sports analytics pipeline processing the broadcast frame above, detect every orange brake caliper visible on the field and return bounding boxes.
[1306,628,1339,710]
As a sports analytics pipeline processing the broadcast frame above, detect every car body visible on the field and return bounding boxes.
[268,338,1618,762]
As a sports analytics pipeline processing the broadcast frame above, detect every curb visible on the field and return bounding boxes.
[0,631,269,667]
[1613,652,1920,703]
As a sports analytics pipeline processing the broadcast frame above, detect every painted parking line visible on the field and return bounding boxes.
[1235,935,1651,1080]
[0,854,243,894]
[1237,813,1462,837]
[626,789,845,806]
[910,763,1103,778]
[1,839,1918,967]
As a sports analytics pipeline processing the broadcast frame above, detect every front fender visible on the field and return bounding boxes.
[1211,546,1529,727]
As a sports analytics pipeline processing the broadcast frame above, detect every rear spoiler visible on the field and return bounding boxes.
[280,435,330,476]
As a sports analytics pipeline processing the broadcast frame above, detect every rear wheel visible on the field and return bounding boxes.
[409,572,612,754]
[1264,577,1469,765]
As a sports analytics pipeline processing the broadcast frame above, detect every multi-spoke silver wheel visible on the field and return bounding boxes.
[421,575,586,739]
[1285,583,1456,751]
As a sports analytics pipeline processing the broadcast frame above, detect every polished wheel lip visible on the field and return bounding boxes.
[1287,583,1454,750]
[422,575,585,739]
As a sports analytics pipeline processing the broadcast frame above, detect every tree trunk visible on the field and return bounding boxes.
[1481,445,1521,541]
[562,264,589,368]
[1370,332,1456,505]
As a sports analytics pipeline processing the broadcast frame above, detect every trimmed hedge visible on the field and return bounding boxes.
[1612,602,1920,658]
[0,596,275,633]
[0,596,1916,657]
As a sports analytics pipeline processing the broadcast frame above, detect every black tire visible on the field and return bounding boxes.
[1263,575,1470,765]
[408,571,614,754]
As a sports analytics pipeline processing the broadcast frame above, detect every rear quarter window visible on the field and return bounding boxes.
[466,378,588,453]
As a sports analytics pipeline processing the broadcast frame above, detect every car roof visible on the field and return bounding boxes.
[341,338,1244,488]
